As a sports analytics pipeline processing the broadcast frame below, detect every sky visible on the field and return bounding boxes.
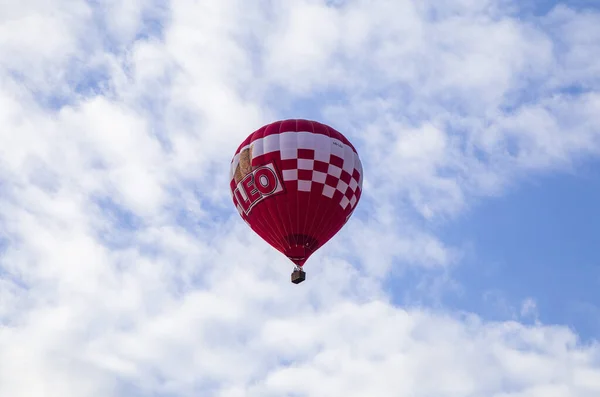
[1,0,600,396]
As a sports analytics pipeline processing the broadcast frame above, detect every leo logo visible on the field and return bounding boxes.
[233,162,284,215]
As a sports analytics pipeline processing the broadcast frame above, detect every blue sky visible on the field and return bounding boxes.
[1,0,600,396]
[439,158,600,337]
[381,156,600,340]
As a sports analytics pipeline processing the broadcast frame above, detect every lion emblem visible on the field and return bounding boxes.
[233,145,254,184]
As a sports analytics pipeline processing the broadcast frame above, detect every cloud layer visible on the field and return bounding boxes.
[1,0,600,396]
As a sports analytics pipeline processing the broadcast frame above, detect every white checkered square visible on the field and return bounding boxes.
[340,196,350,209]
[336,179,349,194]
[313,171,327,184]
[262,134,279,154]
[249,143,261,158]
[298,180,312,192]
[323,185,335,198]
[327,164,342,178]
[343,146,354,173]
[297,131,316,150]
[350,195,357,208]
[313,134,331,162]
[283,169,298,181]
[331,139,344,159]
[279,131,297,148]
[280,148,298,160]
[298,159,314,170]
[349,177,358,192]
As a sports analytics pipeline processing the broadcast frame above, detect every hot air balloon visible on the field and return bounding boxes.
[229,119,363,284]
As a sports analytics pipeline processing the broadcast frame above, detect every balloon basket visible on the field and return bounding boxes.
[291,268,306,284]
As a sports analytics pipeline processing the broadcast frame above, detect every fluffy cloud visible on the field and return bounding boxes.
[1,0,599,396]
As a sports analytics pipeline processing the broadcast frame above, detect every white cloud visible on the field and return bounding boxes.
[1,0,600,396]
[521,297,539,319]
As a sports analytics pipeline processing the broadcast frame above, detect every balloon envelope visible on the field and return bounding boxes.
[229,119,363,267]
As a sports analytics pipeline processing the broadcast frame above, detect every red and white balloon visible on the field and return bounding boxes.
[229,119,363,269]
